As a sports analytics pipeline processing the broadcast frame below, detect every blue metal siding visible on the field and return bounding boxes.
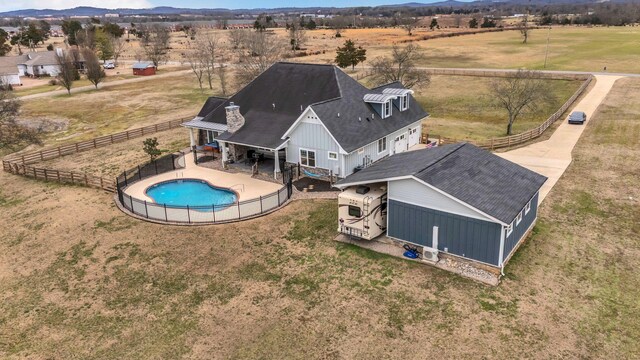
[503,192,539,260]
[388,200,503,266]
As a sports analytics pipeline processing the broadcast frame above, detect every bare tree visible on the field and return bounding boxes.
[0,80,41,151]
[287,22,307,51]
[217,62,230,96]
[519,14,530,44]
[139,24,171,68]
[234,30,286,85]
[55,51,78,95]
[198,33,220,90]
[397,13,420,36]
[491,70,554,135]
[370,44,430,89]
[82,47,105,89]
[109,35,127,66]
[227,28,246,49]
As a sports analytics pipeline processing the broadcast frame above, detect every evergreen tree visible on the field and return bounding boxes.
[335,40,367,70]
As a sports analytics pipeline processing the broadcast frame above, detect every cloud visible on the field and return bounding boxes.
[1,0,153,12]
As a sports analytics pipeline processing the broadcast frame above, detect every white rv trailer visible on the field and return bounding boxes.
[337,183,387,240]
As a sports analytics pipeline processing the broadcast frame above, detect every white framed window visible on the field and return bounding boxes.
[524,200,532,215]
[400,95,409,111]
[506,222,513,237]
[377,137,387,153]
[300,149,316,167]
[328,151,338,160]
[516,211,523,225]
[383,100,392,118]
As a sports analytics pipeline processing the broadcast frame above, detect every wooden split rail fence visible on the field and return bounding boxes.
[434,75,593,150]
[2,117,191,192]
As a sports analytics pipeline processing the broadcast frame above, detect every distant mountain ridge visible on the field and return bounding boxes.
[0,0,628,18]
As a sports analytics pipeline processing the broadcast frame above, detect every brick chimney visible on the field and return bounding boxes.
[225,102,245,133]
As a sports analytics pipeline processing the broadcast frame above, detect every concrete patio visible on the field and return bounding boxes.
[124,151,283,203]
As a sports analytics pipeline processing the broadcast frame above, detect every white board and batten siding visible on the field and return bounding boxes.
[388,178,494,223]
[343,120,422,177]
[286,110,343,175]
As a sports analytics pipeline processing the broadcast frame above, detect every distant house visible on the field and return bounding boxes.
[0,65,20,86]
[334,143,547,271]
[183,62,428,179]
[0,50,63,79]
[132,62,156,76]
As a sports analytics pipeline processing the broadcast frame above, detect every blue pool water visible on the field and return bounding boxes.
[146,179,237,207]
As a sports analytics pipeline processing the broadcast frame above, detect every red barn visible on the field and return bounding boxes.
[132,62,156,76]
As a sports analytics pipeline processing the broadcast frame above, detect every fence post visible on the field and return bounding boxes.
[44,169,48,181]
[130,196,134,211]
[124,170,128,187]
[138,165,141,180]
[186,205,191,223]
[172,154,176,170]
[144,201,149,218]
[100,177,104,189]
[260,196,263,213]
[164,204,168,221]
[56,170,61,182]
[154,160,158,175]
[84,174,88,186]
[212,204,216,222]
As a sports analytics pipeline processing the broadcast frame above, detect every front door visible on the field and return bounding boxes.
[394,133,408,154]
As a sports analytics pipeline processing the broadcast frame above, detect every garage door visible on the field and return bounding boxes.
[393,133,408,154]
[408,127,420,148]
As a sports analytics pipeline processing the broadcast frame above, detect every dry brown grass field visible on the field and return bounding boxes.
[29,25,640,74]
[0,77,638,359]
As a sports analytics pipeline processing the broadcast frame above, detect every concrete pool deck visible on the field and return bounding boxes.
[124,153,283,203]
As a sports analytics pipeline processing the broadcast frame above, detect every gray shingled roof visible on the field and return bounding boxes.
[204,62,341,149]
[197,96,227,117]
[336,143,547,224]
[312,76,429,153]
[199,62,428,151]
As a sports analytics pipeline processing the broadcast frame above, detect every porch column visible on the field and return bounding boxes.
[273,149,281,179]
[221,141,228,165]
[188,128,196,148]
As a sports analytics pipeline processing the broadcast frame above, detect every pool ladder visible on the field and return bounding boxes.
[175,171,184,178]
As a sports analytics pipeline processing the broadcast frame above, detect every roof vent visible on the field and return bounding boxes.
[272,103,276,110]
[372,113,375,119]
[300,105,303,112]
[337,113,340,118]
[358,117,361,122]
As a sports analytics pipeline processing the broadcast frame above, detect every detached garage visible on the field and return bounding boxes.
[335,143,547,272]
[132,62,156,76]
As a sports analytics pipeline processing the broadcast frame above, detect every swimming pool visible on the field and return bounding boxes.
[145,179,237,207]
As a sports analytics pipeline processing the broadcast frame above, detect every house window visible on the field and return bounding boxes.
[400,95,409,111]
[300,149,316,167]
[525,200,532,215]
[516,211,523,225]
[383,100,392,118]
[506,222,513,237]
[206,130,217,143]
[348,205,361,217]
[377,137,387,153]
[328,151,338,160]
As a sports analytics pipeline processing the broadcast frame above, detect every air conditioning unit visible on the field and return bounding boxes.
[423,248,439,263]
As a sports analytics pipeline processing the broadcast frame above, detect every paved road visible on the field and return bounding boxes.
[497,74,623,202]
[414,67,640,78]
[18,69,192,101]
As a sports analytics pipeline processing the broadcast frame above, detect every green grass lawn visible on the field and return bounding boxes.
[413,75,582,140]
[409,27,640,73]
[19,74,216,148]
[0,78,638,358]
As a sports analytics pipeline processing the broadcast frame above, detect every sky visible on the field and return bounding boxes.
[0,0,444,12]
